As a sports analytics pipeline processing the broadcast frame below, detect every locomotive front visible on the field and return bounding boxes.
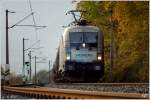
[62,26,104,81]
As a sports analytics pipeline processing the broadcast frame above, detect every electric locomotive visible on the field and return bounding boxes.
[52,10,104,82]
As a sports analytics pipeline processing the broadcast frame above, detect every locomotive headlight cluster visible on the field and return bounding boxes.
[66,53,71,60]
[82,43,86,47]
[66,56,70,60]
[97,54,102,61]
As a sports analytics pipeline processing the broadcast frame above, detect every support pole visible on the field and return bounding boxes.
[5,9,9,85]
[5,9,15,85]
[35,56,36,86]
[6,9,9,65]
[29,51,31,81]
[49,60,50,83]
[23,38,25,83]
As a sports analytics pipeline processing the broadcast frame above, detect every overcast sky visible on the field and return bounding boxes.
[0,0,78,75]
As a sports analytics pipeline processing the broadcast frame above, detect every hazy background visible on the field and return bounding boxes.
[0,0,78,75]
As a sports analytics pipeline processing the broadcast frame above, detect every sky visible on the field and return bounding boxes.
[0,0,78,75]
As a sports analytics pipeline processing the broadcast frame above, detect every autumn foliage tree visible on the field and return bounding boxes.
[77,1,149,82]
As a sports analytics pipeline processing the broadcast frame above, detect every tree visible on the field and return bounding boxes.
[77,1,149,82]
[32,70,49,85]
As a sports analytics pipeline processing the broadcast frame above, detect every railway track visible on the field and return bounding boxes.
[2,85,149,99]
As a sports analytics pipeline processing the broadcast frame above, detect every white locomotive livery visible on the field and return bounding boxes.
[52,10,104,82]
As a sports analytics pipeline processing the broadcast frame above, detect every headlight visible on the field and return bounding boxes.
[97,55,102,60]
[82,43,86,47]
[66,55,70,60]
[66,51,71,60]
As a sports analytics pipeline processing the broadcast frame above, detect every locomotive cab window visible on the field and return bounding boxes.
[70,32,98,48]
[70,32,83,43]
[84,32,98,48]
[84,32,97,43]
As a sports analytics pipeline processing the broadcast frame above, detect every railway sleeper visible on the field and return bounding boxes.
[5,91,79,99]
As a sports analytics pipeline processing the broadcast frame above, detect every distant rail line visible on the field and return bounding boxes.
[2,83,149,99]
[55,82,149,85]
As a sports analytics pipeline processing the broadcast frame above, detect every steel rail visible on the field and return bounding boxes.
[2,86,149,99]
[55,83,149,85]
